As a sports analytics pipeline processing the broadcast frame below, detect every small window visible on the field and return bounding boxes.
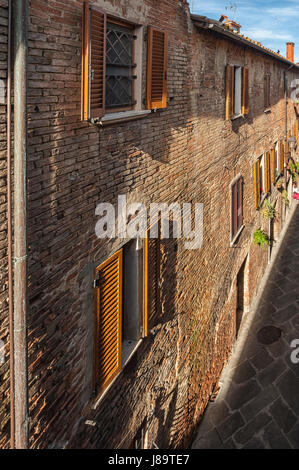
[234,66,242,116]
[225,65,249,119]
[264,74,271,109]
[231,176,243,242]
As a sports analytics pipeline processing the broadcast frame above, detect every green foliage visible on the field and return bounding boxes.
[260,199,276,220]
[282,189,290,207]
[253,229,269,249]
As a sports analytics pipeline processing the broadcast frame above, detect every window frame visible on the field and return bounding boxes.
[230,174,244,245]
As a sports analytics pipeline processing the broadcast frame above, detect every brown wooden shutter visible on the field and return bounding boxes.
[264,75,270,109]
[238,177,243,229]
[279,140,284,174]
[231,181,237,239]
[264,152,271,193]
[254,161,261,209]
[271,148,276,184]
[94,249,122,394]
[81,2,106,121]
[296,120,299,141]
[226,65,234,119]
[143,222,160,335]
[147,27,168,110]
[242,67,249,115]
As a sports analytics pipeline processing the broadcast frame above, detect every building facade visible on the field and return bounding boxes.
[0,0,299,449]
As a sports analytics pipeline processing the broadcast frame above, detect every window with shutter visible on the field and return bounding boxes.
[279,140,284,174]
[143,221,161,335]
[264,151,271,194]
[147,27,168,109]
[231,176,243,242]
[254,160,261,210]
[242,67,249,115]
[226,65,234,119]
[271,147,277,184]
[264,74,271,109]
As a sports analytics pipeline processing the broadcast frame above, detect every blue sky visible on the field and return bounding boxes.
[192,0,299,62]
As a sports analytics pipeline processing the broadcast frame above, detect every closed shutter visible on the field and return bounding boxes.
[254,161,261,209]
[242,67,249,115]
[296,120,299,141]
[147,27,168,109]
[264,75,270,109]
[81,1,106,121]
[231,181,237,239]
[271,148,276,184]
[94,250,122,394]
[226,65,234,119]
[279,140,284,174]
[237,177,243,229]
[143,222,160,335]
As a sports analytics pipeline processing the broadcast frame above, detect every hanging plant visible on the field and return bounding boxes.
[253,229,269,249]
[282,190,290,207]
[276,178,283,189]
[260,199,276,220]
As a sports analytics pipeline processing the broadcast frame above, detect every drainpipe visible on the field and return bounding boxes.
[6,0,14,449]
[283,64,294,221]
[13,0,29,449]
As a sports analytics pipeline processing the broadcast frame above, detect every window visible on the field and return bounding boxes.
[231,176,243,242]
[264,74,271,109]
[226,65,249,119]
[93,224,161,397]
[81,1,168,121]
[272,142,279,183]
[253,152,272,209]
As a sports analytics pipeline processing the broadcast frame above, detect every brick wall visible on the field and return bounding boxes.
[0,0,298,448]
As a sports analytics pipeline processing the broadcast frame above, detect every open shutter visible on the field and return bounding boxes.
[147,27,168,109]
[94,249,122,394]
[81,2,106,121]
[143,222,160,335]
[242,67,249,115]
[226,65,234,119]
[231,181,237,239]
[296,120,299,141]
[264,151,271,193]
[238,177,243,229]
[279,140,284,174]
[254,161,261,209]
[271,148,276,184]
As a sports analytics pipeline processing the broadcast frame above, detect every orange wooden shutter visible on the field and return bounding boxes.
[147,27,168,109]
[143,222,160,335]
[264,152,271,193]
[242,67,249,115]
[94,249,122,394]
[271,148,276,184]
[226,65,234,119]
[254,161,261,209]
[81,2,106,121]
[296,120,299,141]
[279,140,284,174]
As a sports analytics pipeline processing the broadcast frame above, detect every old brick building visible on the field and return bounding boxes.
[0,0,299,449]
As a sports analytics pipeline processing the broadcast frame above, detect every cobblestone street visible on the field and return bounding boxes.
[192,204,299,449]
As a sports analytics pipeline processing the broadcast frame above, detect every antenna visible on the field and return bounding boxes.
[225,2,238,23]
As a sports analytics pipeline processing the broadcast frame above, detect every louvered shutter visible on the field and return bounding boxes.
[254,161,261,209]
[264,152,271,193]
[94,250,122,394]
[242,67,249,115]
[147,27,168,109]
[143,222,160,335]
[279,140,284,174]
[271,148,276,184]
[226,65,234,119]
[81,2,106,121]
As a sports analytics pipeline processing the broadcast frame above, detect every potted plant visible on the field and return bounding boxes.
[260,199,276,220]
[282,189,290,207]
[253,229,270,249]
[276,178,283,190]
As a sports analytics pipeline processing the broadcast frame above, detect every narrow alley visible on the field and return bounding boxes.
[192,204,299,449]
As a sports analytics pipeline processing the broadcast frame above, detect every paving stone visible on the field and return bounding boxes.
[234,412,272,445]
[287,422,299,449]
[240,384,279,422]
[266,337,289,358]
[272,292,299,310]
[219,438,237,449]
[276,369,299,415]
[256,358,286,387]
[216,412,245,442]
[269,398,297,434]
[205,400,231,427]
[261,421,292,449]
[250,349,273,371]
[192,428,222,449]
[231,360,256,385]
[226,380,262,411]
[242,437,265,449]
[271,303,299,323]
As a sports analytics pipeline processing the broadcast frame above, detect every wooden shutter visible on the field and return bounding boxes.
[264,74,270,109]
[254,161,261,209]
[147,27,168,109]
[231,181,237,239]
[271,148,276,184]
[81,1,106,121]
[94,250,122,394]
[242,67,249,115]
[238,177,243,229]
[143,222,160,335]
[279,140,284,174]
[296,120,299,141]
[264,151,271,193]
[226,65,234,119]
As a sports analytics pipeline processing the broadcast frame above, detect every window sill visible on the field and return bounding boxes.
[93,110,151,126]
[91,339,143,410]
[230,224,245,246]
[231,113,244,121]
[264,108,272,114]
